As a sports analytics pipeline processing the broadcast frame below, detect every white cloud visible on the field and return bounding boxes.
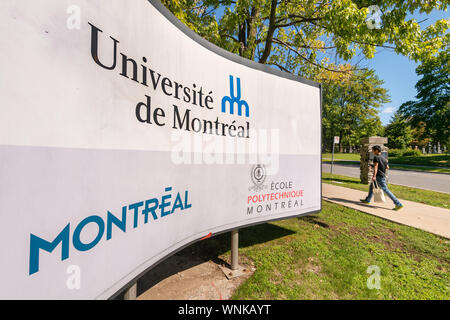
[382,107,394,114]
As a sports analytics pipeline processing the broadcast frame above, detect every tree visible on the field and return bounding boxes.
[161,1,447,152]
[399,50,450,149]
[384,110,413,149]
[322,68,387,152]
[162,0,449,79]
[410,121,432,150]
[160,0,223,44]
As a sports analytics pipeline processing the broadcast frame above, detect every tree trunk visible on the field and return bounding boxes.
[244,7,259,60]
[238,21,246,57]
[259,0,277,64]
[238,7,259,60]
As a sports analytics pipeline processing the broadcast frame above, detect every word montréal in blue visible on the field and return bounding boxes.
[29,187,192,275]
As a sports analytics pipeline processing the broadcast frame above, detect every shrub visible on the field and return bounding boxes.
[388,149,403,157]
[402,149,422,157]
[389,148,422,157]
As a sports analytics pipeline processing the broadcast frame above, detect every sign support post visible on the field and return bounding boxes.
[231,229,239,270]
[331,142,334,176]
[123,283,137,300]
[219,229,246,279]
[331,136,339,177]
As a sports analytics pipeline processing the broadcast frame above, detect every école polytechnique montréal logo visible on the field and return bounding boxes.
[249,164,267,191]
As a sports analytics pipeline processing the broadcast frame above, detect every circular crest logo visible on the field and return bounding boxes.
[249,164,267,191]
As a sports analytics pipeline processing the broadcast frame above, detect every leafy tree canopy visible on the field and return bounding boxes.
[162,0,448,79]
[161,1,448,150]
[322,68,387,151]
[384,110,413,149]
[399,50,449,147]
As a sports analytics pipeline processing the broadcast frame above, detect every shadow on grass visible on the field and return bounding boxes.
[299,215,330,228]
[115,223,295,299]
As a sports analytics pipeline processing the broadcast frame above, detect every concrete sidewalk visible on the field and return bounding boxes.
[322,183,450,239]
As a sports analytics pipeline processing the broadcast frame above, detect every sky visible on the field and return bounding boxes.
[366,10,449,126]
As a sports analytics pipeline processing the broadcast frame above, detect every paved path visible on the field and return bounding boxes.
[322,183,450,239]
[322,162,450,194]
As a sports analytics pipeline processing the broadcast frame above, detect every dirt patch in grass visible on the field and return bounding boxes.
[305,256,322,274]
[134,247,255,300]
[270,269,284,285]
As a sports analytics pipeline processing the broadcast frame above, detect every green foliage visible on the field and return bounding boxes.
[402,148,422,157]
[400,50,450,148]
[322,69,387,151]
[387,148,403,157]
[161,0,449,79]
[160,0,223,44]
[160,1,448,152]
[389,148,422,157]
[410,121,432,149]
[384,111,413,149]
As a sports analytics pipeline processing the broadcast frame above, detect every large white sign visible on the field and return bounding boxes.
[0,0,321,299]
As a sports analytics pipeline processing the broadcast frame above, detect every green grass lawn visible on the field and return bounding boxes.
[323,159,450,173]
[390,154,449,167]
[323,153,450,173]
[323,153,360,161]
[226,201,450,300]
[383,164,449,173]
[322,172,450,209]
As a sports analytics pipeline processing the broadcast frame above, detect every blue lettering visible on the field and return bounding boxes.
[142,198,159,222]
[106,207,127,240]
[184,191,192,209]
[28,188,192,275]
[72,215,105,251]
[160,187,172,217]
[171,192,184,213]
[29,224,70,275]
[128,201,143,228]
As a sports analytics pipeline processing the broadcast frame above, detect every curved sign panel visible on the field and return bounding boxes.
[0,0,321,298]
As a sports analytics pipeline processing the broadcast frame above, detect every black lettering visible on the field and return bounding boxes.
[172,104,190,131]
[183,87,191,103]
[135,95,152,123]
[88,22,118,70]
[161,78,173,96]
[154,107,165,126]
[149,69,162,90]
[120,53,139,82]
[174,81,183,100]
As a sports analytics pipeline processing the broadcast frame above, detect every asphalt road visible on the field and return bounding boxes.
[322,162,450,194]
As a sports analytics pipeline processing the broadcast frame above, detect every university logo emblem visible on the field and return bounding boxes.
[221,75,249,117]
[249,164,267,192]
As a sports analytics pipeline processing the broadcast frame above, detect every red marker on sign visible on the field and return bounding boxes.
[200,232,212,240]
